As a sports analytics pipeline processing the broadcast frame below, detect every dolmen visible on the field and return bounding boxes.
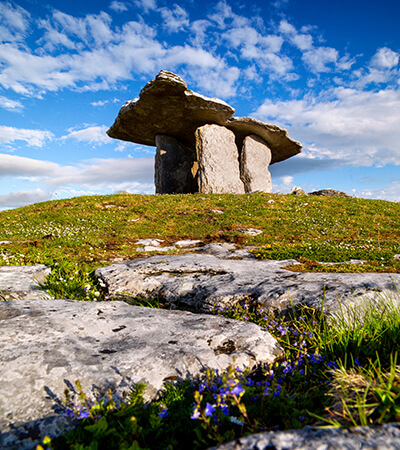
[107,71,302,194]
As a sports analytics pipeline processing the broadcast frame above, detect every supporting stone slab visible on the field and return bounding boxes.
[155,134,197,193]
[240,134,272,193]
[195,124,245,194]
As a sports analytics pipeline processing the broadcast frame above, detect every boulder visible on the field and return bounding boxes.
[309,189,351,198]
[240,135,272,193]
[95,254,400,314]
[212,424,400,450]
[155,134,197,193]
[0,299,281,449]
[107,70,235,149]
[0,265,51,301]
[290,186,307,195]
[196,124,245,194]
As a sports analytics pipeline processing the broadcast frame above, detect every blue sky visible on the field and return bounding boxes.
[0,0,399,210]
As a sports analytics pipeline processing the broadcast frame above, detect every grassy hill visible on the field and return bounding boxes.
[0,192,399,272]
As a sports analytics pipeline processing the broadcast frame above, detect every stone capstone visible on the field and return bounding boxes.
[107,70,235,149]
[0,299,281,449]
[196,124,245,194]
[0,265,51,301]
[212,423,400,450]
[95,254,400,315]
[240,134,272,193]
[155,134,197,193]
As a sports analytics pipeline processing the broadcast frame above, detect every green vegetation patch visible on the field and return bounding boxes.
[0,193,399,275]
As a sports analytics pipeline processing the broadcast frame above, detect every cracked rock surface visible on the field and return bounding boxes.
[211,423,400,450]
[0,265,51,300]
[0,299,281,449]
[96,253,400,314]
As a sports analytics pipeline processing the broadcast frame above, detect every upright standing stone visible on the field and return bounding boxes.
[155,135,197,193]
[240,135,272,193]
[195,125,245,194]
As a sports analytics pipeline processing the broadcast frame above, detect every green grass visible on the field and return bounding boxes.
[0,192,399,274]
[1,193,400,448]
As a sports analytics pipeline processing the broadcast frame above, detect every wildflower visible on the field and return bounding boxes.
[77,410,90,419]
[277,325,288,336]
[190,408,201,420]
[232,384,244,396]
[204,402,216,417]
[220,404,230,416]
[159,404,168,418]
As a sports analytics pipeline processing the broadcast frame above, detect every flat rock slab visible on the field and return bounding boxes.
[0,265,51,300]
[96,254,400,314]
[212,423,400,449]
[0,299,281,449]
[196,124,245,194]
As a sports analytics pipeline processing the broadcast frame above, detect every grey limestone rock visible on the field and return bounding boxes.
[155,134,197,193]
[0,299,281,449]
[0,264,51,301]
[196,124,245,194]
[95,254,400,314]
[240,134,272,193]
[211,423,400,450]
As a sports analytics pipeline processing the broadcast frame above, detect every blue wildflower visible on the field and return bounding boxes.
[191,408,201,420]
[232,384,244,396]
[159,406,168,418]
[277,325,287,335]
[205,402,216,417]
[221,404,230,416]
[77,410,90,420]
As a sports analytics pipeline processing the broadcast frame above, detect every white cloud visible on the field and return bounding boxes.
[0,2,30,42]
[371,47,399,70]
[91,100,109,107]
[357,181,400,203]
[0,126,53,147]
[0,95,23,111]
[109,1,129,13]
[0,188,50,209]
[302,46,339,73]
[255,87,400,168]
[0,154,58,176]
[190,20,212,46]
[62,125,111,145]
[51,157,154,186]
[160,4,189,33]
[190,66,240,98]
[134,0,157,13]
